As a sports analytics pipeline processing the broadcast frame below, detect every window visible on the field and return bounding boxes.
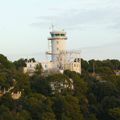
[51,34,54,37]
[55,34,59,36]
[61,34,65,37]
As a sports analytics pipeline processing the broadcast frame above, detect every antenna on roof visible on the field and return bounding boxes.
[51,24,54,31]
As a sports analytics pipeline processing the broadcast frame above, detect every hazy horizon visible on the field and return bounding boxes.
[0,0,120,61]
[6,41,120,61]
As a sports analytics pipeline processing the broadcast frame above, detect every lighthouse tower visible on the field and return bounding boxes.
[47,30,67,62]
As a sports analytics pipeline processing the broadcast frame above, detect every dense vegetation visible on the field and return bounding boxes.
[0,54,120,120]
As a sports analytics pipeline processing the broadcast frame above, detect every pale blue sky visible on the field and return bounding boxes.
[0,0,120,60]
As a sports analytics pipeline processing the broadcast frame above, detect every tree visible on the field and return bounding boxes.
[92,81,118,102]
[53,95,84,120]
[15,110,32,120]
[0,105,15,120]
[46,74,73,95]
[108,107,120,120]
[115,76,120,93]
[0,54,14,69]
[81,59,89,73]
[35,63,43,75]
[87,114,98,120]
[98,96,120,120]
[14,72,31,95]
[14,59,26,70]
[23,93,55,120]
[64,70,88,97]
[30,75,52,96]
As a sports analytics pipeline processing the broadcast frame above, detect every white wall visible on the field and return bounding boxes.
[51,39,66,62]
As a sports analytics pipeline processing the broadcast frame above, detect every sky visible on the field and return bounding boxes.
[0,0,120,61]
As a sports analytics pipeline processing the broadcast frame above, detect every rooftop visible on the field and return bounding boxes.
[50,30,66,34]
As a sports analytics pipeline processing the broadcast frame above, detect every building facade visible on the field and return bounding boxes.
[24,29,81,75]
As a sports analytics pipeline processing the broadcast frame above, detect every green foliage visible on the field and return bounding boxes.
[14,59,26,70]
[87,114,98,120]
[108,107,120,120]
[92,81,118,102]
[53,95,84,120]
[81,59,89,72]
[46,74,73,95]
[14,72,31,95]
[0,105,15,120]
[15,110,32,120]
[35,63,43,75]
[115,76,120,92]
[30,75,52,96]
[23,93,55,120]
[0,55,120,120]
[0,54,14,69]
[64,70,88,97]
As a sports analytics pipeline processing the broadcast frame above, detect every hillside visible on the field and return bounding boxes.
[0,54,120,120]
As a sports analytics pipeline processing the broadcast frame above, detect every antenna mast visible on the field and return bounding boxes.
[51,24,54,31]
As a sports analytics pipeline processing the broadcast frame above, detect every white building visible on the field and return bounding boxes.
[50,78,74,94]
[47,31,67,62]
[24,29,81,75]
[24,61,39,76]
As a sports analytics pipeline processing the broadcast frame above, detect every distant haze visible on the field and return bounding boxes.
[0,0,120,61]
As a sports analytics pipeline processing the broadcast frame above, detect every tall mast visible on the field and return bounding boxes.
[51,24,54,31]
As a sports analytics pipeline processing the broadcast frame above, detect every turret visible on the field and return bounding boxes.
[47,30,67,62]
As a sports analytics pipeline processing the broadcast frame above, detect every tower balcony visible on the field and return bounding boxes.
[48,37,67,40]
[46,51,58,55]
